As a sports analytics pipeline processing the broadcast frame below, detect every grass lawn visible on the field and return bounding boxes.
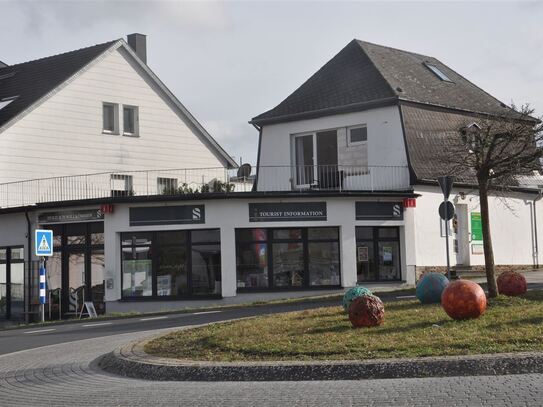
[145,290,543,362]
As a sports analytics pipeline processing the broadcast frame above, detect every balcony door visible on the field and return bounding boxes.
[294,130,338,189]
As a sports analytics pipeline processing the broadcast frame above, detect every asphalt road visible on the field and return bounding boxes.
[1,284,542,406]
[0,298,341,355]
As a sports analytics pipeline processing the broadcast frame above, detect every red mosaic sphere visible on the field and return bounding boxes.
[441,280,487,320]
[497,271,527,296]
[348,295,385,328]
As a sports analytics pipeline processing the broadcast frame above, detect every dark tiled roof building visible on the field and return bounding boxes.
[252,40,521,185]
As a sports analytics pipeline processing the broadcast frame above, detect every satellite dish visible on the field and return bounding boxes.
[237,163,252,179]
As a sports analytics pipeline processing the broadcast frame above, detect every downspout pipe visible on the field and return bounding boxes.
[533,190,543,269]
[24,210,32,324]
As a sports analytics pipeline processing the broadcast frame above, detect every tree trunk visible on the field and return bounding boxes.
[478,181,498,297]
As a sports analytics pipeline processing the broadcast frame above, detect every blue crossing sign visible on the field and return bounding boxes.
[35,229,53,257]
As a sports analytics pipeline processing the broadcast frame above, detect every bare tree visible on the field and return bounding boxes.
[443,105,543,297]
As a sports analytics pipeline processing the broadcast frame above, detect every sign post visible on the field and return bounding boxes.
[35,230,53,323]
[437,176,455,280]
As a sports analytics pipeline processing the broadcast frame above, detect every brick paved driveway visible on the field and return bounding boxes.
[0,328,541,406]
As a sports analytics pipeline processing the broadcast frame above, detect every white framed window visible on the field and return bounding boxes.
[102,102,119,134]
[123,105,139,136]
[110,174,133,197]
[157,177,178,194]
[347,125,367,146]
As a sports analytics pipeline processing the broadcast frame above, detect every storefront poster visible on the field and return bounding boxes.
[471,212,483,241]
[383,246,393,263]
[357,246,369,262]
[157,275,172,296]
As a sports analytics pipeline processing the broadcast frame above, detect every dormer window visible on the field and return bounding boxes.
[424,62,452,82]
[0,96,17,111]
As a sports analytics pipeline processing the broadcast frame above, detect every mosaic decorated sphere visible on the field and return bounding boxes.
[497,271,527,296]
[342,286,373,312]
[348,295,385,328]
[416,272,450,304]
[441,280,487,320]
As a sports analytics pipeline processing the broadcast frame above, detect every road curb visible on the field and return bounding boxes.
[98,334,543,381]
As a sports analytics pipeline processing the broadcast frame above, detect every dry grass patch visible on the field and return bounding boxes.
[145,291,543,362]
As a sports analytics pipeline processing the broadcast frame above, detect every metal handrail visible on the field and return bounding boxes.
[0,165,414,209]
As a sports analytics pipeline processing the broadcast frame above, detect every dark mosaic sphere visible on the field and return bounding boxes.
[497,271,527,296]
[441,280,487,320]
[342,286,373,312]
[348,295,385,328]
[416,272,450,304]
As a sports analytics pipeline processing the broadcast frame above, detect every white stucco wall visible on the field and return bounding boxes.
[414,185,543,268]
[0,212,30,253]
[256,106,408,191]
[0,45,226,184]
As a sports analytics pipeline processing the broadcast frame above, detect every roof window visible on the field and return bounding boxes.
[424,62,452,82]
[0,96,17,111]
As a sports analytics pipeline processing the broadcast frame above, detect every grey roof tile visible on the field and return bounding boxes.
[252,39,514,125]
[0,40,118,129]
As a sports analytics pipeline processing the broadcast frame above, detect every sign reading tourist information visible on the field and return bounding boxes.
[38,209,104,224]
[249,202,327,222]
[471,212,483,241]
[130,205,205,226]
[35,229,53,257]
[355,202,403,220]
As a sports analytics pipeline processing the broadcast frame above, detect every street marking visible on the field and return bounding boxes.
[192,310,221,315]
[140,316,168,321]
[24,328,56,334]
[396,295,416,299]
[82,322,112,327]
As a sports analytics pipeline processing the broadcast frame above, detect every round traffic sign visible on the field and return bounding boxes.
[439,201,455,221]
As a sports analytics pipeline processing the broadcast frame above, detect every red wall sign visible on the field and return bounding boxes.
[100,204,114,214]
[403,198,416,208]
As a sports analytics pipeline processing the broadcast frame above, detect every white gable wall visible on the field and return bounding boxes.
[0,46,225,184]
[256,106,408,191]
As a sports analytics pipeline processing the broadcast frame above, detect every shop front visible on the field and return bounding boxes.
[38,209,105,318]
[120,229,221,300]
[0,247,25,321]
[236,227,341,291]
[0,193,415,317]
[356,226,401,282]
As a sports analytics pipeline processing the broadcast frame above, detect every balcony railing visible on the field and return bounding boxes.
[0,165,412,209]
[256,165,411,192]
[0,167,252,209]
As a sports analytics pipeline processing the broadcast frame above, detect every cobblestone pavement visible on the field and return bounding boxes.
[0,328,542,407]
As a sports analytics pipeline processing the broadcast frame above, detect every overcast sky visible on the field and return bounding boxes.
[1,0,543,164]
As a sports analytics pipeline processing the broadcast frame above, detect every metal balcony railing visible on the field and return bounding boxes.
[255,165,411,192]
[0,167,254,209]
[0,165,413,209]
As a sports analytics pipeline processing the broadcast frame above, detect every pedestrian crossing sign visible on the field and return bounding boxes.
[35,229,53,257]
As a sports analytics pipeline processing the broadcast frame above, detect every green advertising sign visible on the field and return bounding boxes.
[471,212,483,241]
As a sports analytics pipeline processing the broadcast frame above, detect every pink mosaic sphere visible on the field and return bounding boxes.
[348,295,385,328]
[441,280,487,320]
[497,271,527,296]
